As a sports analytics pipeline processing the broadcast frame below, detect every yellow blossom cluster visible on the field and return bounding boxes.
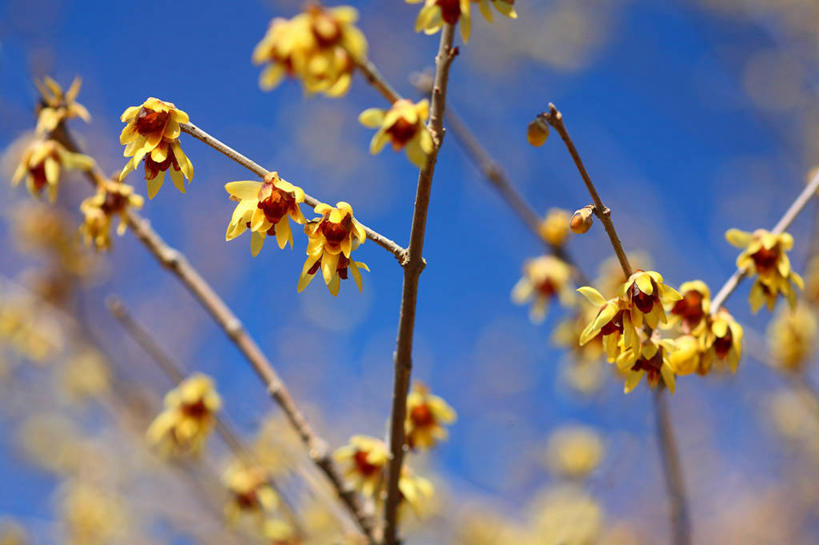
[222,461,279,525]
[359,99,434,168]
[34,76,91,134]
[766,303,817,374]
[12,138,94,202]
[79,179,144,251]
[252,5,367,97]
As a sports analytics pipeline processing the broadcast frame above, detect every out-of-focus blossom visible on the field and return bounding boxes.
[768,389,819,457]
[35,76,91,133]
[766,303,817,374]
[577,287,639,367]
[726,228,803,312]
[252,5,367,97]
[119,97,192,198]
[334,435,389,497]
[298,202,368,296]
[147,373,222,456]
[359,99,433,168]
[528,485,603,545]
[405,382,457,450]
[543,426,604,479]
[408,0,473,42]
[224,173,306,256]
[667,280,710,334]
[622,339,677,394]
[0,519,27,545]
[512,255,574,323]
[12,139,94,202]
[398,466,435,519]
[222,461,278,524]
[251,416,302,478]
[59,481,129,545]
[619,270,681,329]
[539,208,571,247]
[58,347,111,403]
[0,297,64,363]
[700,308,743,374]
[79,179,144,251]
[553,307,605,365]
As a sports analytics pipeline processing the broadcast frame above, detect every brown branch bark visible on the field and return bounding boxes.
[382,24,457,545]
[179,122,408,265]
[353,57,402,104]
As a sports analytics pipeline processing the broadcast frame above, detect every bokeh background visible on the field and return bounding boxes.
[1,0,818,543]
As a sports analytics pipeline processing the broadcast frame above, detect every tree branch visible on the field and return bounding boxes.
[382,24,457,545]
[353,57,403,104]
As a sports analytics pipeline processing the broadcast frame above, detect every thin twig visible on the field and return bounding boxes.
[179,121,408,265]
[51,124,378,544]
[710,170,819,311]
[542,102,691,545]
[105,295,305,535]
[354,57,403,104]
[382,24,457,545]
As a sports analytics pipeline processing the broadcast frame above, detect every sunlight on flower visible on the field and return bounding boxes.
[359,99,433,168]
[334,435,389,497]
[79,178,144,251]
[405,382,457,450]
[700,308,743,374]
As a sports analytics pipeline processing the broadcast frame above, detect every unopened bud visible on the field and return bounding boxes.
[527,116,550,147]
[570,205,594,234]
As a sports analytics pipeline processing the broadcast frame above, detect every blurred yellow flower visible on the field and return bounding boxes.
[222,461,278,524]
[147,373,222,456]
[577,287,639,367]
[544,426,604,479]
[119,97,193,198]
[766,303,817,374]
[726,228,803,312]
[252,5,367,97]
[622,339,677,394]
[405,382,456,449]
[359,99,433,168]
[298,202,368,296]
[79,179,144,251]
[512,255,575,323]
[398,466,435,519]
[0,520,27,545]
[408,0,473,43]
[700,308,743,374]
[667,280,710,334]
[528,485,603,545]
[35,76,91,133]
[618,270,681,329]
[59,481,128,545]
[553,307,605,365]
[225,173,307,256]
[667,334,701,376]
[58,347,111,403]
[475,0,518,22]
[12,139,94,202]
[539,208,571,247]
[334,435,389,497]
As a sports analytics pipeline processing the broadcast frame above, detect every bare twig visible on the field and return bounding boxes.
[52,124,377,544]
[711,169,819,311]
[382,24,457,545]
[542,102,691,545]
[179,122,407,265]
[354,57,403,104]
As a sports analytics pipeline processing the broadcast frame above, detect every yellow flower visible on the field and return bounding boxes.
[222,461,278,524]
[577,287,639,367]
[544,426,604,480]
[622,339,677,394]
[700,308,743,374]
[252,5,367,97]
[119,97,193,198]
[511,255,575,323]
[667,280,710,334]
[58,347,111,404]
[667,334,701,376]
[146,373,222,456]
[79,179,144,251]
[34,76,91,133]
[726,228,803,312]
[359,99,433,168]
[59,481,128,545]
[473,0,518,22]
[297,202,368,296]
[766,303,817,374]
[334,435,389,497]
[594,252,653,298]
[224,173,307,256]
[529,485,602,545]
[12,139,94,202]
[405,383,457,450]
[408,0,516,44]
[539,208,571,247]
[398,466,435,519]
[619,270,681,329]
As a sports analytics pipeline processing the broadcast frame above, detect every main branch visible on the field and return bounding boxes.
[382,24,457,545]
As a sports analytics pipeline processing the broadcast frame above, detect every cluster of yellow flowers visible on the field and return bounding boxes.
[334,383,454,516]
[79,179,144,251]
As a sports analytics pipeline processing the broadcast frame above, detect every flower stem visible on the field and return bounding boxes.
[354,57,403,104]
[382,24,457,545]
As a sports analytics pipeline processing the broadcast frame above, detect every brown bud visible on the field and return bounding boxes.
[570,205,594,234]
[527,116,549,147]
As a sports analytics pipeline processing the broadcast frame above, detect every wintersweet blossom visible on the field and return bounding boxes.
[539,208,571,247]
[222,462,278,524]
[511,255,575,323]
[298,202,368,296]
[577,287,639,366]
[359,99,433,168]
[12,139,94,202]
[619,270,681,329]
[667,334,701,376]
[224,173,307,256]
[544,426,604,480]
[35,76,91,133]
[146,373,222,456]
[334,435,389,497]
[252,5,367,97]
[79,179,144,250]
[408,0,473,42]
[622,339,677,394]
[119,98,193,198]
[700,308,743,374]
[398,467,435,518]
[667,280,710,334]
[766,303,817,374]
[405,383,457,450]
[726,228,803,312]
[474,0,517,22]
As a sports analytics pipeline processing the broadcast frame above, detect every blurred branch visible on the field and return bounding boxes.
[541,102,691,545]
[354,57,402,104]
[383,24,457,545]
[51,124,378,544]
[711,169,819,311]
[105,295,305,537]
[411,75,588,284]
[179,122,408,265]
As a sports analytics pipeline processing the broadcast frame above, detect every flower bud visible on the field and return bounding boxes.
[570,206,594,234]
[527,117,549,147]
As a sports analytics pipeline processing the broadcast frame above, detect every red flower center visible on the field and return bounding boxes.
[751,245,780,274]
[630,281,656,313]
[600,310,626,336]
[144,151,180,179]
[258,185,295,226]
[180,399,208,419]
[536,278,556,297]
[410,403,435,428]
[235,488,259,509]
[101,190,128,215]
[29,162,49,192]
[320,214,352,247]
[387,118,419,149]
[632,348,664,386]
[713,329,733,359]
[353,450,381,476]
[135,107,170,135]
[671,290,704,329]
[436,0,462,24]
